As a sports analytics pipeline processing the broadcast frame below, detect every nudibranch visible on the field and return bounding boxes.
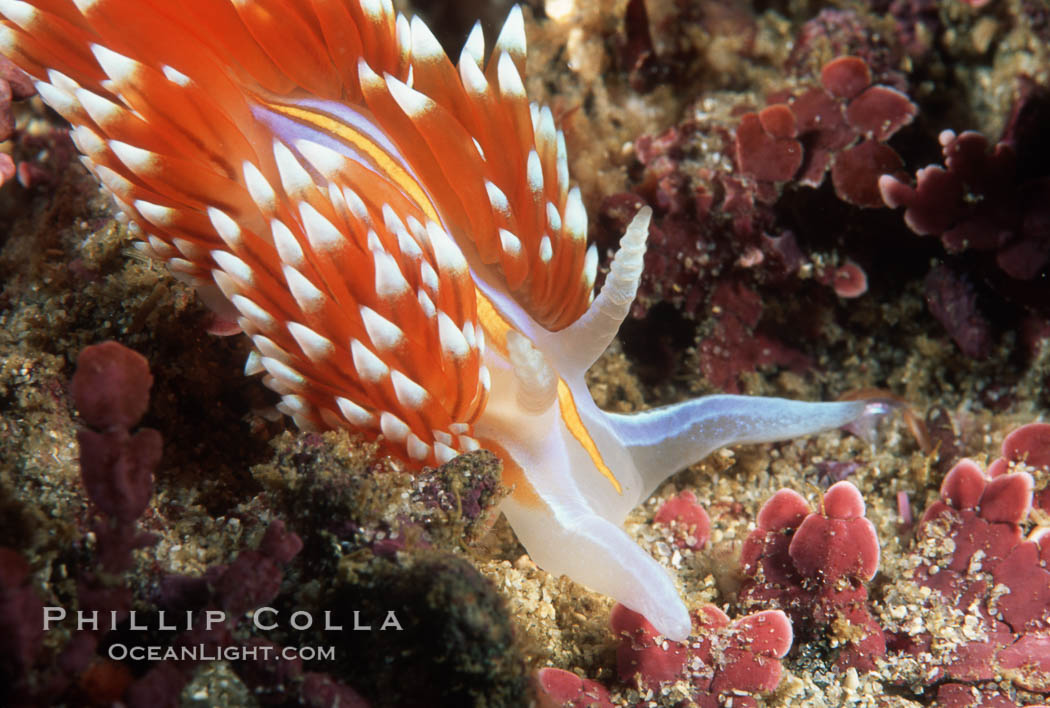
[1,0,887,640]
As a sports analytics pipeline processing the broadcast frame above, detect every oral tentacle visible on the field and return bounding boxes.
[501,492,692,641]
[607,396,892,502]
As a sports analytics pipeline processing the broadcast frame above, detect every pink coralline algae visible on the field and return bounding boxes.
[0,55,34,185]
[611,603,792,707]
[698,280,811,394]
[1001,422,1050,462]
[818,258,869,299]
[0,341,164,705]
[654,489,712,550]
[535,667,615,708]
[869,1,941,61]
[207,520,304,617]
[734,104,803,184]
[0,54,69,191]
[72,342,162,578]
[736,55,917,207]
[72,340,155,430]
[922,264,994,360]
[534,581,793,706]
[601,53,917,391]
[933,682,1050,708]
[899,422,1050,693]
[737,480,886,671]
[787,7,916,81]
[72,342,162,525]
[0,547,45,685]
[879,81,1050,282]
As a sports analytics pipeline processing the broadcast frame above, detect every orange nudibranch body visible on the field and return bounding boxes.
[1,0,889,641]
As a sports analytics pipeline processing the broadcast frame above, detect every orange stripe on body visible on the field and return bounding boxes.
[475,289,622,496]
[256,98,441,225]
[556,380,622,495]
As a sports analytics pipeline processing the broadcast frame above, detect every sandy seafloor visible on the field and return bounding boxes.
[0,0,1048,706]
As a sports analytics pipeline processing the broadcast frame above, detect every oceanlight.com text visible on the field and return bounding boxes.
[107,643,336,662]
